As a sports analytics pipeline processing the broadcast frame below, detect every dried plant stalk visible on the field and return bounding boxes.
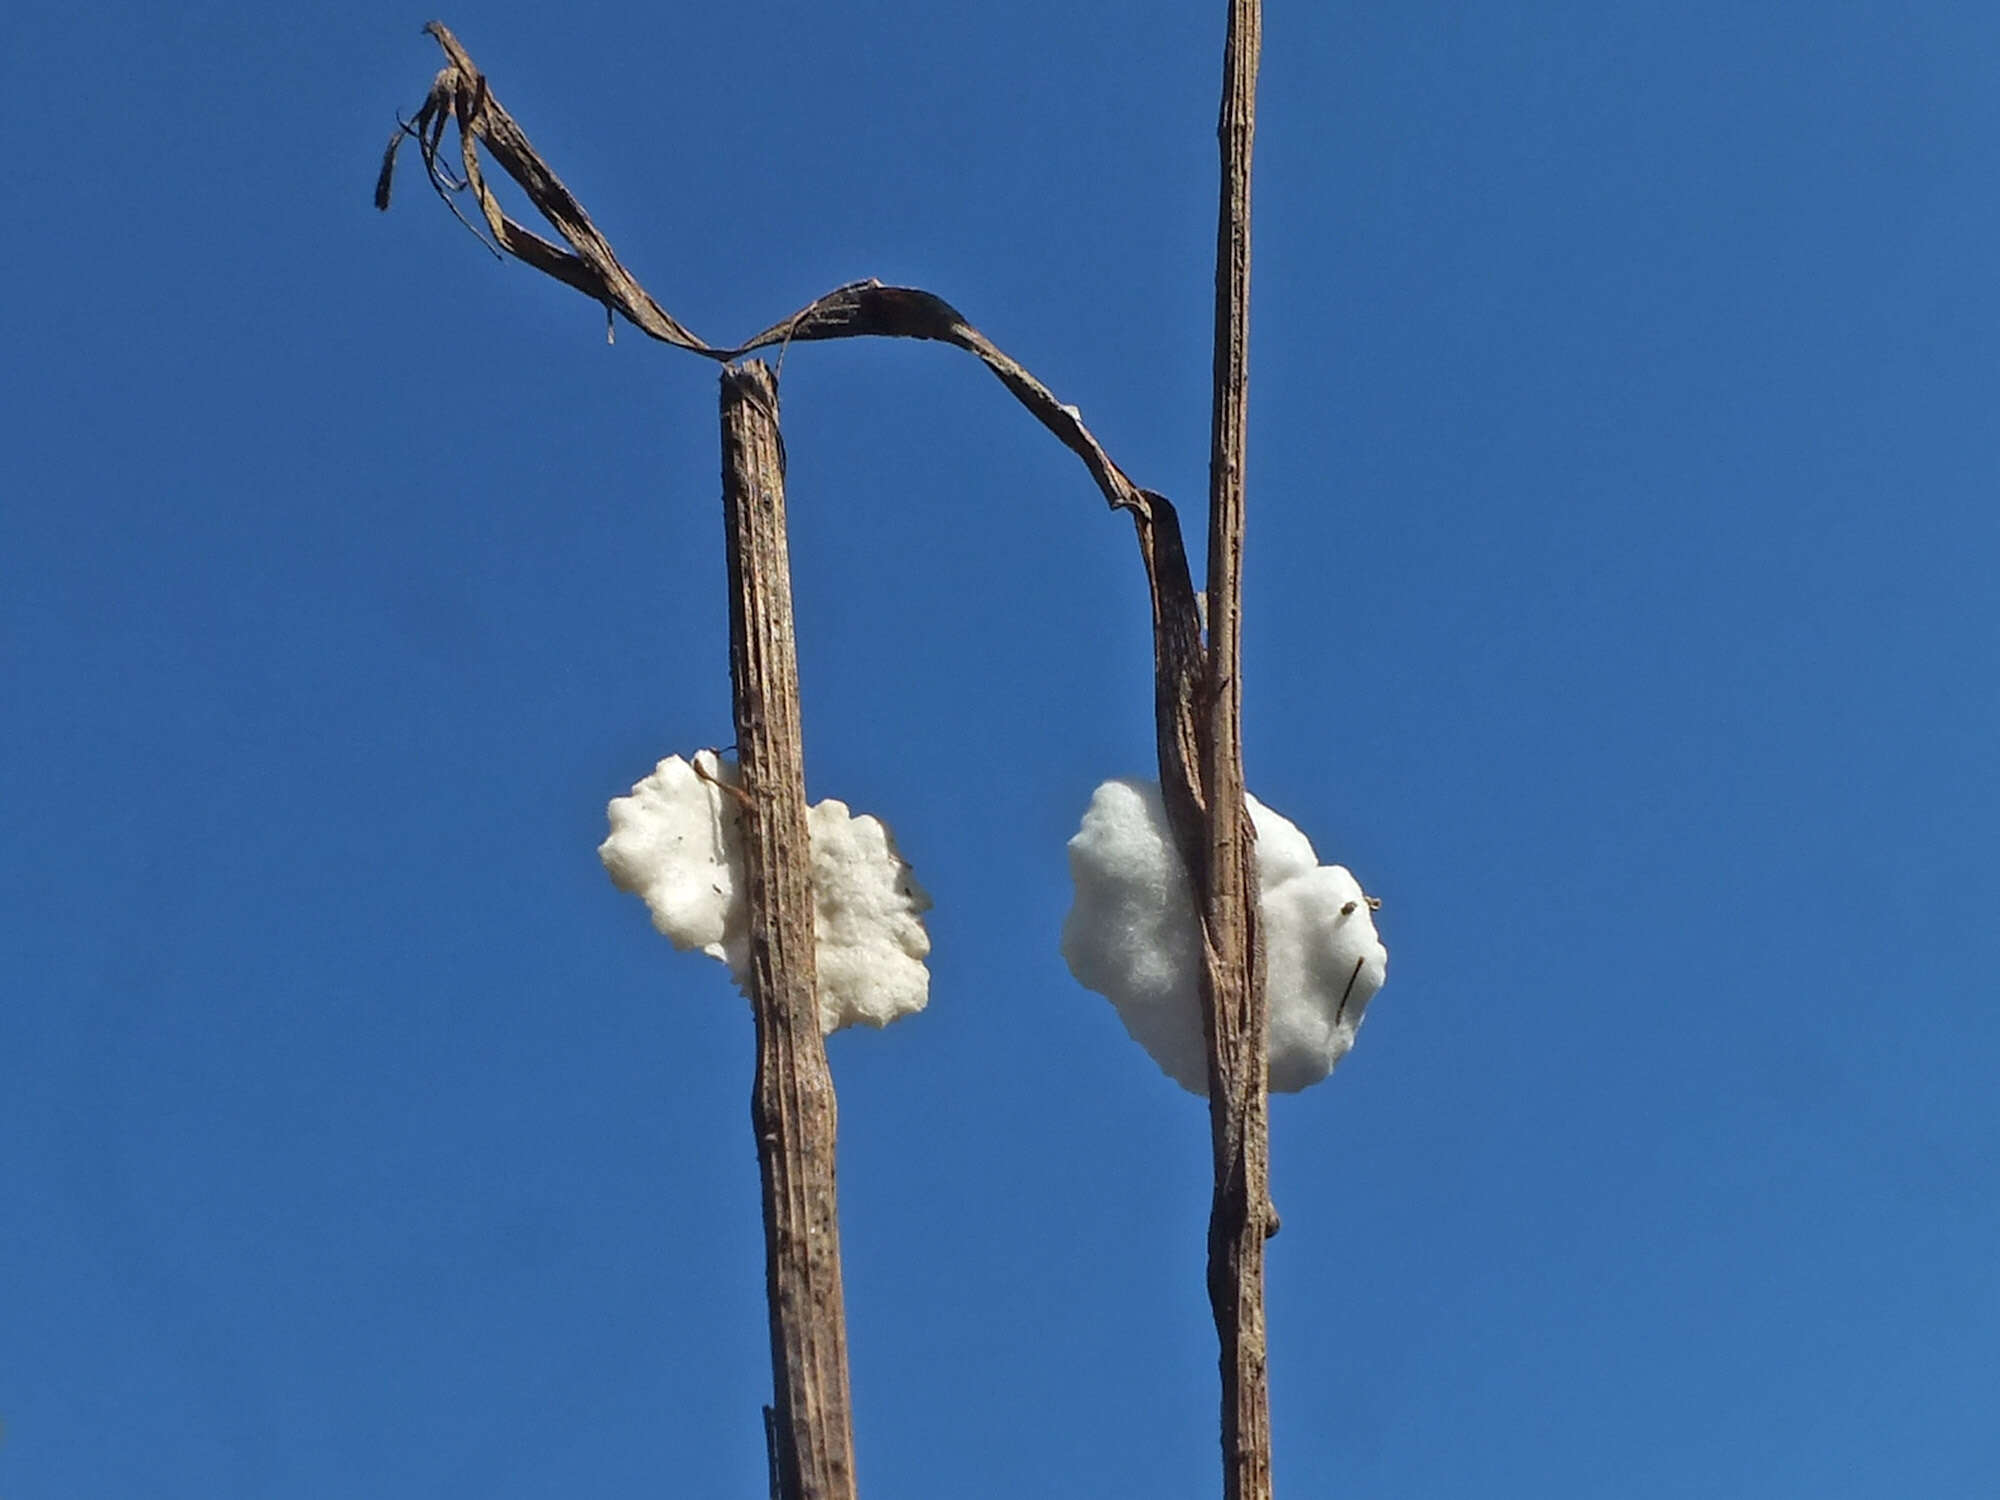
[1198,2,1273,1496]
[722,361,858,1500]
[379,24,1282,1497]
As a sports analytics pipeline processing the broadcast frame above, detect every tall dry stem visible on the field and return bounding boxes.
[722,361,859,1500]
[1198,4,1273,1498]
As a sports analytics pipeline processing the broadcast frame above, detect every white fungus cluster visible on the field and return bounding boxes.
[599,751,932,1034]
[1061,779,1387,1094]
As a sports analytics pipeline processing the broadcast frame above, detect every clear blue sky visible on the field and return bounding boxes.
[5,3,1997,1496]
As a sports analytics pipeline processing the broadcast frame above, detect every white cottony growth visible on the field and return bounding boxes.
[800,799,933,1029]
[1060,779,1387,1094]
[599,751,932,1034]
[600,752,749,971]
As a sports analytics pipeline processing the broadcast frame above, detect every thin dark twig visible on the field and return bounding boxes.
[425,165,504,258]
[1334,955,1365,1027]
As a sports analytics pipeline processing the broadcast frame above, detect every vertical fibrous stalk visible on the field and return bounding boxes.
[720,361,859,1500]
[1200,2,1272,1499]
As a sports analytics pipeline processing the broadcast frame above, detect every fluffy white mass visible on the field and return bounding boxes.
[599,751,932,1034]
[1060,779,1387,1094]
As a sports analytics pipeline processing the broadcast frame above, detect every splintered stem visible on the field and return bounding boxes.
[721,362,858,1500]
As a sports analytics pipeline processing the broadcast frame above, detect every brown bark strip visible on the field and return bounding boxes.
[1201,4,1272,1500]
[375,27,1180,537]
[722,361,858,1500]
[379,24,715,351]
[376,24,1217,855]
